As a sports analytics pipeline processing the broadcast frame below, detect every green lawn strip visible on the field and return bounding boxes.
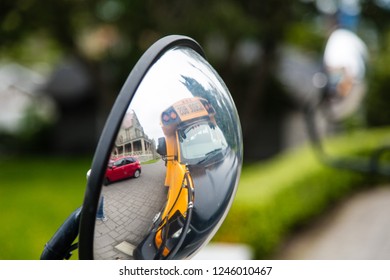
[142,158,160,165]
[213,127,390,259]
[0,156,91,259]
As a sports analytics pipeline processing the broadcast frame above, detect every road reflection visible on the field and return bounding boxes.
[94,160,166,259]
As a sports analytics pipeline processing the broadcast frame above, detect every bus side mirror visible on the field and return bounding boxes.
[157,137,167,156]
[303,29,390,177]
[79,35,243,260]
[321,28,368,120]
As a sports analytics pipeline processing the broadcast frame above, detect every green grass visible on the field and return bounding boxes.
[142,158,160,165]
[0,156,91,260]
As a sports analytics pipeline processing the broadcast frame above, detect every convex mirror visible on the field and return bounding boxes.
[79,35,243,260]
[322,28,368,120]
[305,28,390,176]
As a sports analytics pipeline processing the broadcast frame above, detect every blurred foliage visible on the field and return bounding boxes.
[0,101,55,155]
[2,0,390,159]
[0,0,315,159]
[366,30,390,127]
[213,126,390,259]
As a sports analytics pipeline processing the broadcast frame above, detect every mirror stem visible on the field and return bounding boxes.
[303,103,390,177]
[303,103,325,157]
[40,207,82,260]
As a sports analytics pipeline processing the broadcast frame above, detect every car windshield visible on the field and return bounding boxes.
[178,122,227,164]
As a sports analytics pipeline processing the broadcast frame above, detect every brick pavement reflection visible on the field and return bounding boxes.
[94,160,167,259]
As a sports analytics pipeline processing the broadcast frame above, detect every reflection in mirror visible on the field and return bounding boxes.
[322,28,368,120]
[93,46,242,260]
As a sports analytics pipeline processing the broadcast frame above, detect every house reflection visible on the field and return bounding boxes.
[113,110,156,162]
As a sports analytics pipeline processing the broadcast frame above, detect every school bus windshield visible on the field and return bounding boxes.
[178,121,228,164]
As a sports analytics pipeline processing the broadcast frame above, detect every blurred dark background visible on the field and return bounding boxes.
[1,0,390,162]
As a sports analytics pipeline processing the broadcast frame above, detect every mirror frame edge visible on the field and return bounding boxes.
[78,35,205,260]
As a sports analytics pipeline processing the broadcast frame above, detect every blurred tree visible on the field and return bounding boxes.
[1,0,390,159]
[361,1,390,127]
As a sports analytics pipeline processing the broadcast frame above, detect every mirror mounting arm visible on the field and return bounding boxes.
[40,207,82,260]
[303,95,390,177]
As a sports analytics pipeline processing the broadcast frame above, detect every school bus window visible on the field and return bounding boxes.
[179,122,227,163]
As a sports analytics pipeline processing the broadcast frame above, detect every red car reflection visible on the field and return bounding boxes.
[104,156,141,185]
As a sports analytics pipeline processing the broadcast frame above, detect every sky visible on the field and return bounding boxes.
[127,46,223,142]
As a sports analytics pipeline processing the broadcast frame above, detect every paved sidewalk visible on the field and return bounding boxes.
[94,160,167,259]
[275,185,390,259]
